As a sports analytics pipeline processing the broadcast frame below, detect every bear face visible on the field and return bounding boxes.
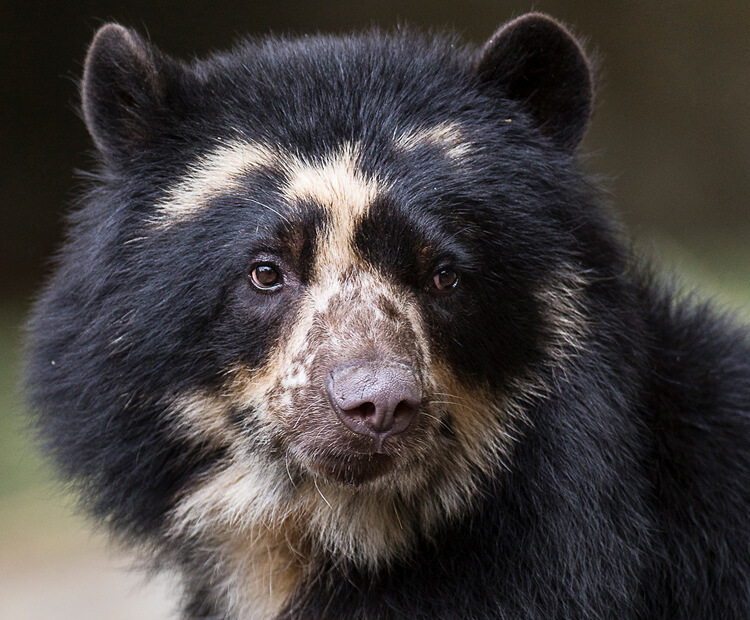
[28,15,607,616]
[29,13,750,620]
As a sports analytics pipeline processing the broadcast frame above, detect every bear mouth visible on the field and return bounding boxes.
[303,447,399,486]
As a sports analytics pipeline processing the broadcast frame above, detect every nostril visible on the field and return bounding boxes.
[347,401,376,421]
[394,399,418,420]
[327,362,421,441]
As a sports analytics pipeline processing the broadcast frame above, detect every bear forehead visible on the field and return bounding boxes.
[193,31,473,119]
[153,123,470,229]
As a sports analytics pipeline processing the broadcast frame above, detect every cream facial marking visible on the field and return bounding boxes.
[281,142,383,276]
[281,142,379,217]
[226,266,423,429]
[166,391,236,448]
[152,139,384,234]
[394,121,471,161]
[168,454,305,620]
[152,140,278,225]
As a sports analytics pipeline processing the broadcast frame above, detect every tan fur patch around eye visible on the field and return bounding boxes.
[394,121,471,161]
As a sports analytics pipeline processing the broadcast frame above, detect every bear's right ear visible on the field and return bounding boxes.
[82,24,174,163]
[474,13,594,151]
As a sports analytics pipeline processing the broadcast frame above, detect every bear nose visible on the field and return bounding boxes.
[327,362,420,448]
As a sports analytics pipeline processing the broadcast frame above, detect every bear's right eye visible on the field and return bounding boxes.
[430,267,459,294]
[250,263,283,291]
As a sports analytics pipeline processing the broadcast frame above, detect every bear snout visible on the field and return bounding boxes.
[326,361,420,450]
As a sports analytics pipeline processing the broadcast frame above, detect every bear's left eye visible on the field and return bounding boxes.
[250,263,283,291]
[430,267,459,294]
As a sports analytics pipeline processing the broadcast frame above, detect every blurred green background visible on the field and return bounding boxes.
[1,0,748,617]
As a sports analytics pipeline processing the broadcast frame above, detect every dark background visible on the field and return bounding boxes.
[0,1,748,617]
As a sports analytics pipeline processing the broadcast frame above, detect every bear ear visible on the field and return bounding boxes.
[82,24,174,163]
[474,13,594,151]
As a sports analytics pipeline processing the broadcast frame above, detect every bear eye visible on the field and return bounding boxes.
[431,267,459,293]
[250,263,283,291]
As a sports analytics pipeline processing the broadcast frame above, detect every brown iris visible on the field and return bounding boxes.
[432,268,459,292]
[250,264,282,290]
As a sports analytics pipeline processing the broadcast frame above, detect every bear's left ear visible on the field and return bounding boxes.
[474,13,594,151]
[82,24,178,164]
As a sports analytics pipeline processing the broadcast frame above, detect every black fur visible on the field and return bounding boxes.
[26,13,750,619]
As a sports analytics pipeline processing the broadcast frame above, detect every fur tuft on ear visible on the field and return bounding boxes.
[82,24,171,163]
[474,13,594,151]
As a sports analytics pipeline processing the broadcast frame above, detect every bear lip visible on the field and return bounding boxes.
[304,450,395,486]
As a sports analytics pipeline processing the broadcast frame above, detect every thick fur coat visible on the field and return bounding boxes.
[26,13,750,619]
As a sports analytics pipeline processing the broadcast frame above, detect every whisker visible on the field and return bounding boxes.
[313,477,332,509]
